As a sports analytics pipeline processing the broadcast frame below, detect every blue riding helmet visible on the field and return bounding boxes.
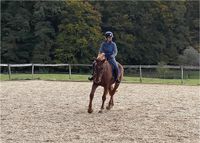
[105,31,113,38]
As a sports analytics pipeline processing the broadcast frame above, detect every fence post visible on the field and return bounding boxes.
[139,65,142,83]
[32,64,34,80]
[8,64,11,80]
[69,64,71,79]
[181,66,184,84]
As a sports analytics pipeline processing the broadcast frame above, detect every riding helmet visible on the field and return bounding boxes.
[105,31,113,38]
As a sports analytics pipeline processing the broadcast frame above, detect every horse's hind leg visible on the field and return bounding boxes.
[107,65,123,110]
[99,87,108,113]
[106,86,115,110]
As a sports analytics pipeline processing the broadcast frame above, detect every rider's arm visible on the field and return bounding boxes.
[111,43,118,58]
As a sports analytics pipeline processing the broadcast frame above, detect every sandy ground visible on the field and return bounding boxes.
[0,81,199,143]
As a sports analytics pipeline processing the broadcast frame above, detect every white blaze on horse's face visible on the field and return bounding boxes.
[97,53,105,61]
[94,56,106,84]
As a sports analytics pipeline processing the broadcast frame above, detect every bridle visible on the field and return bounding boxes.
[93,53,106,84]
[94,61,106,83]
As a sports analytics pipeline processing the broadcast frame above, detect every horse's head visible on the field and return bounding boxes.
[93,53,106,84]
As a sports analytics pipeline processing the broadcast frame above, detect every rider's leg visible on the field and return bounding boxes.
[108,59,120,83]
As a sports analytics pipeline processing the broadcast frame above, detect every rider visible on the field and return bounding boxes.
[88,31,120,83]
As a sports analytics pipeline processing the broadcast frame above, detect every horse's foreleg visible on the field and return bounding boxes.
[88,83,98,113]
[99,88,108,113]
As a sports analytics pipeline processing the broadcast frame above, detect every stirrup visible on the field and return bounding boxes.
[88,76,93,81]
[116,79,121,83]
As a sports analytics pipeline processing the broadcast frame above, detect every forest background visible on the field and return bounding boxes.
[1,1,199,66]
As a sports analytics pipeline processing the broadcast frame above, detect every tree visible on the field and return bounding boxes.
[90,1,136,64]
[1,1,34,63]
[31,1,65,63]
[1,1,198,66]
[178,46,199,66]
[55,1,102,64]
[185,0,199,52]
[160,1,190,64]
[91,1,191,65]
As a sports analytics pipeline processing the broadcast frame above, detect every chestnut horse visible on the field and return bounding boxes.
[88,53,124,113]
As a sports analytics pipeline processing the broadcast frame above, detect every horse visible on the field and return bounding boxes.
[88,53,124,113]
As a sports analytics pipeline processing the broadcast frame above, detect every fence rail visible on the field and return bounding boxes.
[0,63,199,84]
[1,64,199,69]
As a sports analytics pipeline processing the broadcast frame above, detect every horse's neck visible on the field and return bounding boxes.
[102,61,112,74]
[103,61,108,70]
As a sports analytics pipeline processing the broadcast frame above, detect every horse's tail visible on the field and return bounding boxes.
[118,63,124,81]
[110,63,124,95]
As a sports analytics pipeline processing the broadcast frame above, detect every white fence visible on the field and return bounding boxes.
[0,64,199,84]
[0,64,92,80]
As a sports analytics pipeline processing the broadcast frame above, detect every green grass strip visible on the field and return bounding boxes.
[0,74,199,86]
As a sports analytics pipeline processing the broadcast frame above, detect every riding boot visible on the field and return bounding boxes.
[88,76,94,81]
[116,78,120,83]
[115,74,120,83]
[114,68,120,83]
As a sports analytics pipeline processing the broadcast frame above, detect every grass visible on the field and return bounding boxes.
[124,76,199,85]
[0,73,199,86]
[0,74,90,81]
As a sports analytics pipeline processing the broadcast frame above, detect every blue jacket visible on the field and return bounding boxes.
[99,41,118,60]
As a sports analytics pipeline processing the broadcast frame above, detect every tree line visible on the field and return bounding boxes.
[1,0,199,65]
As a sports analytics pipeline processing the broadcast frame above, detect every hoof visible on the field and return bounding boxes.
[106,106,110,110]
[88,109,93,114]
[106,105,113,110]
[98,110,103,113]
